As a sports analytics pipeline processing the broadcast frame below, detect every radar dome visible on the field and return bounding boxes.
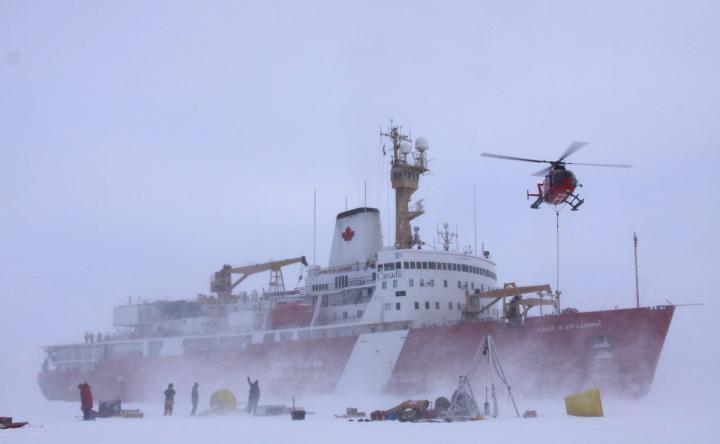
[400,141,412,155]
[415,137,429,152]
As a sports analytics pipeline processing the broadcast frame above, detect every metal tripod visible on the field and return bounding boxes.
[447,335,520,418]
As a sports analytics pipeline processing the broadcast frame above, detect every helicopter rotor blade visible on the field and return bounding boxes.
[558,141,588,162]
[480,152,550,164]
[564,162,634,168]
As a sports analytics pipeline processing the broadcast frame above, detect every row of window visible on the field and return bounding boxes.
[379,261,496,280]
[394,301,462,311]
[311,283,329,292]
[334,275,349,289]
[383,279,485,292]
[392,171,420,180]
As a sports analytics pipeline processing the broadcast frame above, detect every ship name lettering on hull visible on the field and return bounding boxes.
[536,320,602,334]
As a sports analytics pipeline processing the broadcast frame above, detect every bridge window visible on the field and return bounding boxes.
[422,262,428,269]
[429,262,437,270]
[396,262,401,269]
[334,275,348,289]
[384,263,395,271]
[378,264,383,272]
[404,261,409,269]
[410,262,416,269]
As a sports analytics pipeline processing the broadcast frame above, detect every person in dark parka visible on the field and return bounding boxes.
[164,383,176,416]
[79,382,93,420]
[191,382,199,416]
[247,377,260,415]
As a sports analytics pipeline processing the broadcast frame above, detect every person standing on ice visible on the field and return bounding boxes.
[164,383,176,416]
[247,377,260,415]
[191,382,199,416]
[78,382,93,420]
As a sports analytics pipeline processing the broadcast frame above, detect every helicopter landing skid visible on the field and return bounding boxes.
[564,193,584,211]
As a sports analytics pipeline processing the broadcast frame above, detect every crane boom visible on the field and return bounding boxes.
[210,256,307,301]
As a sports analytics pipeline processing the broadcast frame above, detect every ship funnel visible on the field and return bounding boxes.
[328,207,382,267]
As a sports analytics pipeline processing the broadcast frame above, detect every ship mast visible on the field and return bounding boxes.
[634,232,640,308]
[381,122,429,249]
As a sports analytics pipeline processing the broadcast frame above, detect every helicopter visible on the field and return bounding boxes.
[481,142,632,211]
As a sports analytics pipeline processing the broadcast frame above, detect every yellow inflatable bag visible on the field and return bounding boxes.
[564,388,603,417]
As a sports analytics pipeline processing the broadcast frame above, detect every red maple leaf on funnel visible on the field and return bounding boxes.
[341,226,355,242]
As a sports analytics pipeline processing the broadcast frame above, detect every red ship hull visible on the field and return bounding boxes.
[389,305,674,398]
[38,306,674,402]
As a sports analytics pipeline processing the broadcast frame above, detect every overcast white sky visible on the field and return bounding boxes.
[1,0,719,410]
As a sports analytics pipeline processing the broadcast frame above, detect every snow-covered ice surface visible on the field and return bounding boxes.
[2,395,715,444]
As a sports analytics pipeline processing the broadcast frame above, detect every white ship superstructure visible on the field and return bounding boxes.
[305,205,499,329]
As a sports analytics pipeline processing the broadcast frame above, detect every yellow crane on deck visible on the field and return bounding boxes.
[463,282,558,324]
[209,256,308,303]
